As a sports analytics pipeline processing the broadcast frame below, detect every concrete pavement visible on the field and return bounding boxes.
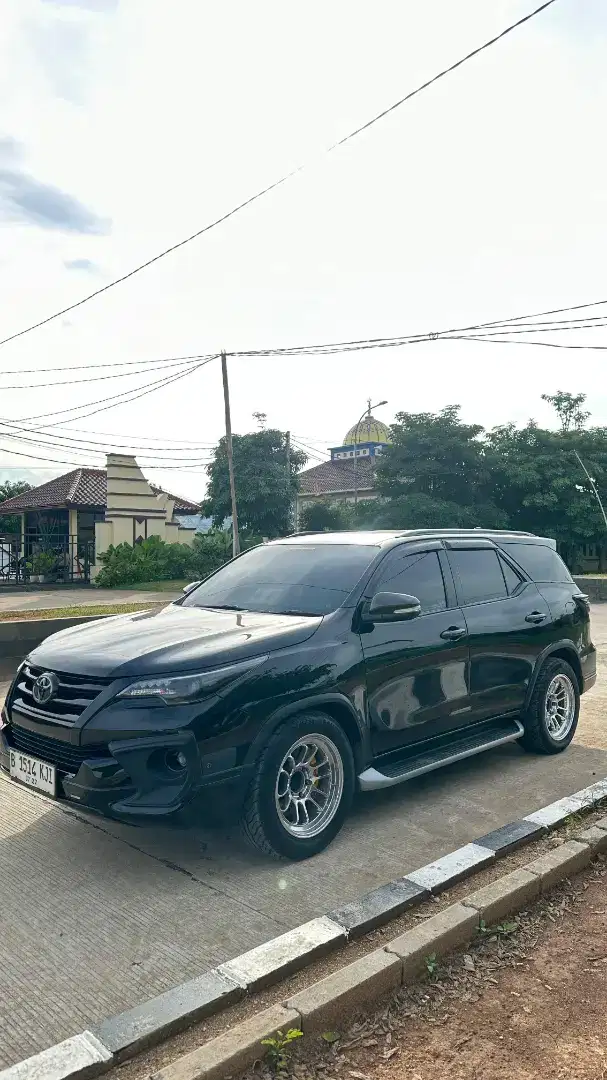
[0,606,606,1068]
[0,586,181,613]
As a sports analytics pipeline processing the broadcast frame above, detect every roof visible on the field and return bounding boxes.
[0,468,199,514]
[273,529,549,547]
[343,414,391,446]
[297,458,376,496]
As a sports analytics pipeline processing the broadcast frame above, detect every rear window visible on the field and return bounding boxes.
[500,543,573,583]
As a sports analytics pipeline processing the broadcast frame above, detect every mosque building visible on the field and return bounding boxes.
[296,405,391,523]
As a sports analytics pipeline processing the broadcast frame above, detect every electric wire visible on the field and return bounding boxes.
[0,0,557,349]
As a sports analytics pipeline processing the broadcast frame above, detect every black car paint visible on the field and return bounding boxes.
[0,531,596,827]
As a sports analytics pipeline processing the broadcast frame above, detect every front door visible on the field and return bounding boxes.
[445,541,554,721]
[361,544,471,758]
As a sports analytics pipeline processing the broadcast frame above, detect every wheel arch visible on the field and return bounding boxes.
[243,693,367,772]
[524,641,582,709]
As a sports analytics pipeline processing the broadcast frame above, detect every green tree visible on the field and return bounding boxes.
[298,499,354,532]
[375,405,505,527]
[0,479,31,537]
[202,428,307,538]
[487,419,607,569]
[541,390,590,432]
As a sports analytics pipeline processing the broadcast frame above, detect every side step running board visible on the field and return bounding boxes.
[358,718,524,791]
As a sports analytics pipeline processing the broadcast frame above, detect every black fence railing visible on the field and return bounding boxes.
[0,535,95,586]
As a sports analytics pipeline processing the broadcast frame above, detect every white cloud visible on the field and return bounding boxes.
[1,0,606,500]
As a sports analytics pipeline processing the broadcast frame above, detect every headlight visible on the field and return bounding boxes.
[117,655,269,704]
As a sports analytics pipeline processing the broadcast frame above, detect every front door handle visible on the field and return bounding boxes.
[525,611,548,624]
[440,626,467,640]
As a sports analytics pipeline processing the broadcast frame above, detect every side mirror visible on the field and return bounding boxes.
[182,581,202,596]
[367,591,421,622]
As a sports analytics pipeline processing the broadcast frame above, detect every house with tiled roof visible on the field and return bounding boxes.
[296,411,391,522]
[0,455,199,584]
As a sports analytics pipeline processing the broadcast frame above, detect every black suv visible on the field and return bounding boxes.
[0,530,596,860]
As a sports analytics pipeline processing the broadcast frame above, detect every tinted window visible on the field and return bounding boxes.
[449,548,507,605]
[182,543,379,616]
[500,556,523,595]
[500,543,573,583]
[372,550,446,614]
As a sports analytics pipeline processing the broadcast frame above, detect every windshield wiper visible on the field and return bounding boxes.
[199,604,248,612]
[275,608,318,617]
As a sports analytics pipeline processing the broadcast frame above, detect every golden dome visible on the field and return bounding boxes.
[343,414,391,446]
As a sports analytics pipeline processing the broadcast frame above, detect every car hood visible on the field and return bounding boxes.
[28,604,322,678]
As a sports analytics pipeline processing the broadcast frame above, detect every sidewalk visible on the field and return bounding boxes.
[0,586,180,613]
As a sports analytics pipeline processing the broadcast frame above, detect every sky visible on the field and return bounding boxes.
[1,0,607,500]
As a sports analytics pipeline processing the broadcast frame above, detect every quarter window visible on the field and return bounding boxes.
[372,550,447,614]
[449,548,507,605]
[500,556,523,595]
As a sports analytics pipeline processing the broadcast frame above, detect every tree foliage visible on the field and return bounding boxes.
[0,479,31,537]
[202,429,306,538]
[298,500,354,532]
[295,392,607,568]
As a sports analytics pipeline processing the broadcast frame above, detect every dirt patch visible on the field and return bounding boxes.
[244,859,607,1080]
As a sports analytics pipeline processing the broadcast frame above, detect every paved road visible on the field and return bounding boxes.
[1,606,606,1067]
[0,586,181,613]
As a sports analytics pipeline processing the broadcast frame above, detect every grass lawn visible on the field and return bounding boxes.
[0,603,162,622]
[111,580,189,592]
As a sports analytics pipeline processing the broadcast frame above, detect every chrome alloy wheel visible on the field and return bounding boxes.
[544,673,576,741]
[274,734,344,838]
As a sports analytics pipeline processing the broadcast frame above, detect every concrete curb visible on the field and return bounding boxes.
[3,777,607,1080]
[0,614,113,679]
[150,820,607,1080]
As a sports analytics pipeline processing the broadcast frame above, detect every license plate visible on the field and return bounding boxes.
[9,749,56,796]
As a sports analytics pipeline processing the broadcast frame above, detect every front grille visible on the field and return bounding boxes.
[12,664,112,726]
[7,724,109,774]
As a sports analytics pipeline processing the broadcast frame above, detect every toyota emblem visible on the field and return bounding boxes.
[32,672,59,706]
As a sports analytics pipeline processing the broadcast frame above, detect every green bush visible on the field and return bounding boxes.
[95,532,232,588]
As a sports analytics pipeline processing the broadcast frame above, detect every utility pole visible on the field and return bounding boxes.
[285,430,294,531]
[221,351,240,557]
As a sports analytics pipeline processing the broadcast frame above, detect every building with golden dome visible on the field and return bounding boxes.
[296,406,392,522]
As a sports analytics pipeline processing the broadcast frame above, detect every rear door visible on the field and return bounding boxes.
[361,543,472,757]
[445,540,554,722]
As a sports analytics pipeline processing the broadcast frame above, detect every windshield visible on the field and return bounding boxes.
[182,543,379,616]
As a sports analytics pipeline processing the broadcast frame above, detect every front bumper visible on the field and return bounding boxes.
[0,707,249,826]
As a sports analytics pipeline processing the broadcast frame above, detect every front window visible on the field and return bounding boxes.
[182,543,379,616]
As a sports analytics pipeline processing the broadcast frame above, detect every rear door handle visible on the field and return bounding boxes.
[440,626,467,640]
[525,611,548,624]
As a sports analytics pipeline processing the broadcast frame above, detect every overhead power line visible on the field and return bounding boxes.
[0,421,214,453]
[0,0,557,350]
[0,425,215,463]
[0,351,215,377]
[0,440,212,471]
[0,355,215,391]
[447,334,607,351]
[5,356,218,427]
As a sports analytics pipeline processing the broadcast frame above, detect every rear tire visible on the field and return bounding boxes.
[241,712,355,860]
[520,658,579,754]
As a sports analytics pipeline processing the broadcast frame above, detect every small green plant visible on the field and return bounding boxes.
[261,1028,303,1072]
[424,952,439,978]
[478,918,519,937]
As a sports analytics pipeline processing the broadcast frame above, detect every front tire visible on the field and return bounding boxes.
[241,712,355,860]
[520,658,580,754]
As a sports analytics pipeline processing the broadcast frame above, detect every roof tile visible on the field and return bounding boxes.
[0,469,199,514]
[298,458,376,496]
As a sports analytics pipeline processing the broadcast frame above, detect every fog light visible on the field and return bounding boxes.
[164,750,187,774]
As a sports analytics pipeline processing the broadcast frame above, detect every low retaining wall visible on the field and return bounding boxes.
[574,575,607,602]
[0,615,111,679]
